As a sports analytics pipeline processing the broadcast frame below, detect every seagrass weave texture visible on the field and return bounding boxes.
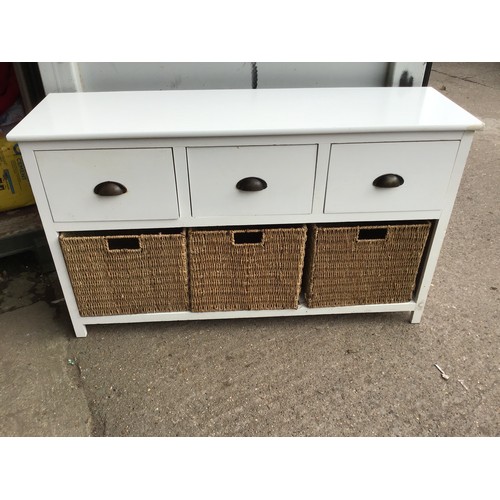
[304,223,431,307]
[59,232,189,316]
[188,226,307,312]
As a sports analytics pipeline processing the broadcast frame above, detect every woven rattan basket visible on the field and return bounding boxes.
[304,222,431,307]
[59,231,189,316]
[188,226,307,312]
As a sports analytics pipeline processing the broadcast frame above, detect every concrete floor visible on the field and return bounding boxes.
[0,62,499,437]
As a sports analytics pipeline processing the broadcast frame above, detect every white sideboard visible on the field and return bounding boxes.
[7,87,483,337]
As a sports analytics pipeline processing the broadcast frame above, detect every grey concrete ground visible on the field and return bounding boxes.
[0,62,498,437]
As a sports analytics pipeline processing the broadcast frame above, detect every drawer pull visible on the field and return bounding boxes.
[236,177,268,192]
[94,181,128,196]
[373,174,404,188]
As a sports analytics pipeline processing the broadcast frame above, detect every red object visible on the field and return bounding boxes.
[0,63,20,115]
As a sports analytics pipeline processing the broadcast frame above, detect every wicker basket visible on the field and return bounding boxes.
[304,222,431,307]
[188,226,307,312]
[59,231,189,316]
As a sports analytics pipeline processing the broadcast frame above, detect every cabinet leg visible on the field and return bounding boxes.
[73,321,88,338]
[410,308,423,324]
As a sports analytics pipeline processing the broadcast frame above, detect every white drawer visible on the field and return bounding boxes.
[325,141,460,214]
[187,145,317,217]
[36,148,179,222]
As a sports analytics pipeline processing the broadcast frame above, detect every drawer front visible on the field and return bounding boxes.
[187,145,317,217]
[324,141,460,214]
[36,149,178,222]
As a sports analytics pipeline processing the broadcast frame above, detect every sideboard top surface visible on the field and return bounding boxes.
[7,87,484,142]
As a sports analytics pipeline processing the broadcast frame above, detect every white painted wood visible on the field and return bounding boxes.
[172,146,192,219]
[81,301,417,325]
[14,145,90,337]
[325,141,460,214]
[16,130,466,151]
[8,89,482,337]
[411,132,475,323]
[187,145,317,217]
[35,149,178,222]
[46,210,443,233]
[6,88,483,143]
[311,143,332,214]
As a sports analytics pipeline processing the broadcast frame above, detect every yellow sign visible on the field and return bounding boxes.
[0,137,35,212]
